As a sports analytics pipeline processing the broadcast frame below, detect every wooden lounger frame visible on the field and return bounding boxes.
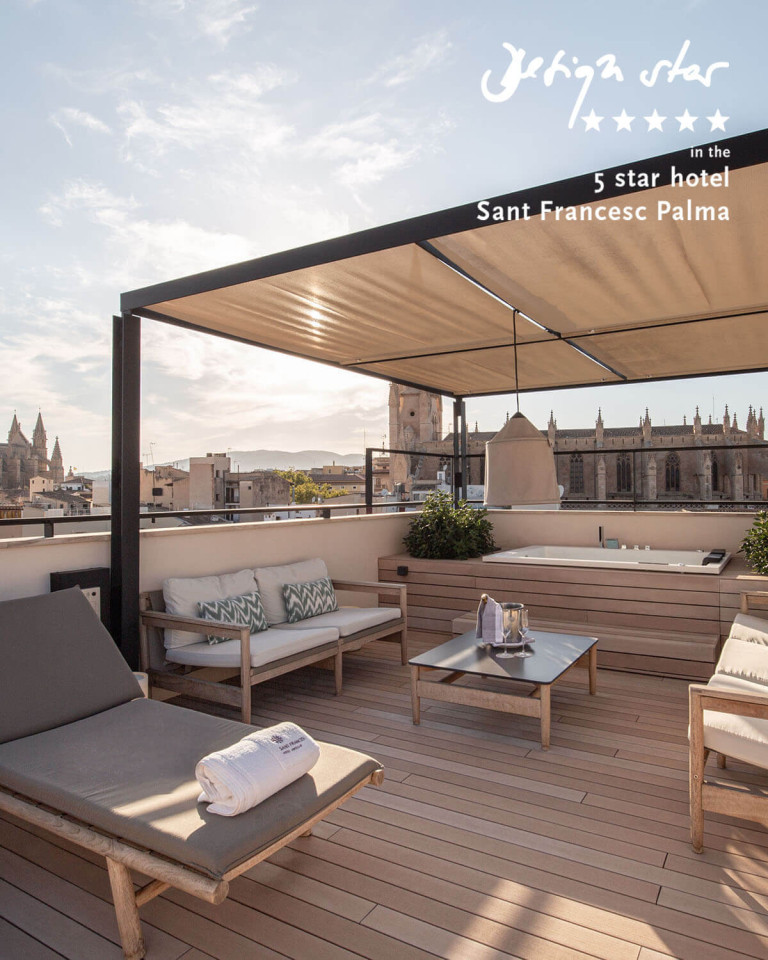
[139,579,408,725]
[689,590,768,852]
[0,767,384,960]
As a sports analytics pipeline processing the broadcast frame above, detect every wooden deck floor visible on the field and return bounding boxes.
[3,632,768,960]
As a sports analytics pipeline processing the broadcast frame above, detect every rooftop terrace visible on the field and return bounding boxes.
[3,632,768,960]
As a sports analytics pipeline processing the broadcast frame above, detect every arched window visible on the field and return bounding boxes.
[711,457,719,491]
[665,452,680,492]
[616,453,632,493]
[569,453,584,494]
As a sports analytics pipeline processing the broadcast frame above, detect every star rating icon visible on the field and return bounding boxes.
[576,106,728,134]
[644,109,666,132]
[707,109,728,131]
[581,109,603,132]
[675,109,697,132]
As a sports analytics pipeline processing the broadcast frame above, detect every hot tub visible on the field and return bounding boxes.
[482,545,731,574]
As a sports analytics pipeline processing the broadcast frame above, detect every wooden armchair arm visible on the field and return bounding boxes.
[140,609,250,642]
[332,578,406,597]
[740,591,768,615]
[332,579,407,615]
[690,683,768,721]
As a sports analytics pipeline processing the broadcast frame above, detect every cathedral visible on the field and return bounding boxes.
[388,386,768,505]
[0,412,64,497]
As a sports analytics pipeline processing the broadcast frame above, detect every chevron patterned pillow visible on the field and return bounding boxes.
[283,577,339,623]
[198,591,268,644]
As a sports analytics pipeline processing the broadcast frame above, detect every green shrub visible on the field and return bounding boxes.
[741,511,768,575]
[403,491,496,560]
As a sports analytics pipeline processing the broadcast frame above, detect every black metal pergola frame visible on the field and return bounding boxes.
[111,127,768,666]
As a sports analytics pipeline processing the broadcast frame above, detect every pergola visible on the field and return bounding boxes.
[113,127,768,663]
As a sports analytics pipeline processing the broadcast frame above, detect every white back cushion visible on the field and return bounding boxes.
[729,612,768,644]
[163,569,256,648]
[253,558,329,624]
[715,635,768,688]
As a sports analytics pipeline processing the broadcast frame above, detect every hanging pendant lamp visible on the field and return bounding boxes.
[483,311,561,509]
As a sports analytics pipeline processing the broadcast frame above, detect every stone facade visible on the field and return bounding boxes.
[0,412,64,497]
[554,405,768,504]
[387,386,768,505]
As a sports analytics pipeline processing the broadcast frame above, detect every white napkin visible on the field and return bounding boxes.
[476,594,504,645]
[196,721,320,817]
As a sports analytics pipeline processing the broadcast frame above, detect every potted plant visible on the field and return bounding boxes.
[741,511,768,575]
[404,490,496,560]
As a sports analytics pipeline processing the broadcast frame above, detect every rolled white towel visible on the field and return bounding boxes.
[196,722,321,817]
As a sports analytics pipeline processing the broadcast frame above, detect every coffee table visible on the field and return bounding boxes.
[409,629,597,749]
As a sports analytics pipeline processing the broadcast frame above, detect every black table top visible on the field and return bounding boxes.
[410,629,597,686]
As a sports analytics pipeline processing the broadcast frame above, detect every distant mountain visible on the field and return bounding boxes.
[84,450,365,476]
[161,450,365,472]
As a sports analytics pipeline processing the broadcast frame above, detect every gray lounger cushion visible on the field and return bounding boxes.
[0,697,380,879]
[0,589,142,744]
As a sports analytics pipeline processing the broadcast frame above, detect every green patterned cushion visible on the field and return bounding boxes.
[283,577,339,623]
[198,591,268,644]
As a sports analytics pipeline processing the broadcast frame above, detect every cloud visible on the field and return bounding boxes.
[118,67,294,166]
[43,63,157,94]
[134,0,258,48]
[368,29,452,88]
[141,323,388,462]
[0,296,112,468]
[196,0,259,46]
[50,107,111,146]
[39,181,137,228]
[39,178,254,286]
[305,111,453,188]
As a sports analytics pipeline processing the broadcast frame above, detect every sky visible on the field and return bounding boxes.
[1,0,766,471]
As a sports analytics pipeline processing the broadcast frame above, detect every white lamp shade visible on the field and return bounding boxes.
[484,412,560,507]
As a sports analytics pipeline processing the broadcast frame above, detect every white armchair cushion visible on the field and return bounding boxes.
[253,558,329,624]
[729,613,768,645]
[162,569,256,649]
[702,674,768,767]
[715,636,768,687]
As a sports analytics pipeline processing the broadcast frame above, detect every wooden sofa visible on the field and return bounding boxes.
[689,590,768,851]
[140,558,408,723]
[0,588,384,960]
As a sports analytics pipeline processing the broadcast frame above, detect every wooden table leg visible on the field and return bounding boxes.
[588,645,597,695]
[410,665,420,725]
[540,685,551,750]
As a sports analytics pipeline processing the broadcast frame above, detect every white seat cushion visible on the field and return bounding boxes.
[253,558,329,625]
[165,625,339,669]
[163,569,256,649]
[702,674,768,768]
[272,606,401,637]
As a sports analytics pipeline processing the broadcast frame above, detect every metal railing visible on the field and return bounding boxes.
[0,499,426,540]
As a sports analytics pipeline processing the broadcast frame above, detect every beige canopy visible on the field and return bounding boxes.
[122,128,768,399]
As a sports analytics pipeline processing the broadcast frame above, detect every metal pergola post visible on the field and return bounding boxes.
[110,312,141,668]
[460,398,468,501]
[364,447,373,514]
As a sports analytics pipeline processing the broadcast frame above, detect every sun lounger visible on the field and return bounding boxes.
[0,588,383,960]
